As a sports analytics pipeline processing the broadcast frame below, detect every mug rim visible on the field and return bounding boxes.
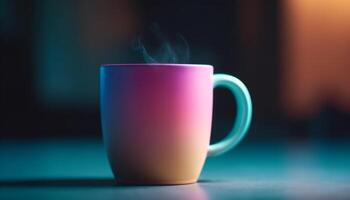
[100,63,213,69]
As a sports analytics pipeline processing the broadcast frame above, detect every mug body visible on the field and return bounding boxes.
[100,64,213,184]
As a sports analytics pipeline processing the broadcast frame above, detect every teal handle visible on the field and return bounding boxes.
[208,74,252,156]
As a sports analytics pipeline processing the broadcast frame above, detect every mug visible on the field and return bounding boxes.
[100,64,252,185]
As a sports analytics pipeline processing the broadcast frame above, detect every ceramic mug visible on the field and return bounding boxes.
[100,64,252,185]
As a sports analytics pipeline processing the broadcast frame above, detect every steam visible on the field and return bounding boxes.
[133,24,190,63]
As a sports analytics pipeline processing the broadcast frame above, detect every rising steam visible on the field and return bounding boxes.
[133,24,190,63]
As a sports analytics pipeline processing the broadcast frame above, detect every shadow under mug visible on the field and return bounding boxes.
[100,64,252,185]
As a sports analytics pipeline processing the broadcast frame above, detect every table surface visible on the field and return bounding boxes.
[1,137,350,200]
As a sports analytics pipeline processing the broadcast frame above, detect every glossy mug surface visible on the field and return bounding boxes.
[100,64,252,185]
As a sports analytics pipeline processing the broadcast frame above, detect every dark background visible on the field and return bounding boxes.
[1,0,349,141]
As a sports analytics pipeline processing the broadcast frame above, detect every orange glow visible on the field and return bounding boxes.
[281,0,350,116]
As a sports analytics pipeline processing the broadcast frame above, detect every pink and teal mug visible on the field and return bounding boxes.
[100,64,252,185]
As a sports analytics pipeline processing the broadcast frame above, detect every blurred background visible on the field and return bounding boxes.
[1,0,350,141]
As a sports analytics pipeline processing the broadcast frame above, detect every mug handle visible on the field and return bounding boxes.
[208,74,253,156]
